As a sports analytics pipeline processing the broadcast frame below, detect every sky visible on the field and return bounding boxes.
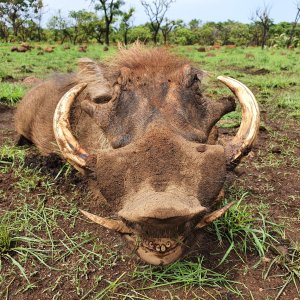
[42,0,299,25]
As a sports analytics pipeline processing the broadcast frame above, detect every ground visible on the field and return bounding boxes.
[0,44,299,300]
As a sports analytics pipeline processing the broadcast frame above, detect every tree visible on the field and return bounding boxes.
[69,10,97,44]
[120,7,134,45]
[92,16,106,43]
[35,0,45,41]
[252,5,273,49]
[216,20,250,46]
[189,19,201,30]
[92,0,124,46]
[161,18,182,44]
[287,3,300,47]
[197,22,218,45]
[171,26,194,45]
[0,20,9,41]
[47,10,70,43]
[141,0,175,44]
[0,0,42,37]
[19,19,38,40]
[127,24,152,44]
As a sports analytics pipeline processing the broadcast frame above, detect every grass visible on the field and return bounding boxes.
[0,43,115,106]
[0,210,53,286]
[0,225,11,253]
[212,191,284,264]
[0,143,122,298]
[0,43,115,79]
[264,242,300,299]
[133,258,239,290]
[0,192,121,297]
[0,43,299,299]
[0,144,27,166]
[0,82,27,105]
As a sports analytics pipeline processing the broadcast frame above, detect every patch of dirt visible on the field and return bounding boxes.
[0,74,15,82]
[242,66,271,75]
[0,103,17,145]
[0,75,42,85]
[0,102,299,299]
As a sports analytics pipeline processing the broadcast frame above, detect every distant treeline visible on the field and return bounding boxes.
[0,0,299,48]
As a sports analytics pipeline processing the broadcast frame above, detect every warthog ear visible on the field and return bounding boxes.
[182,65,205,87]
[78,58,113,101]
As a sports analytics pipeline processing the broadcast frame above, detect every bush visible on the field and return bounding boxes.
[171,28,195,45]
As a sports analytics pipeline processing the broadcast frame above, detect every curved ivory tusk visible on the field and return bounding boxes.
[80,209,133,234]
[195,201,235,229]
[53,83,89,171]
[218,76,260,168]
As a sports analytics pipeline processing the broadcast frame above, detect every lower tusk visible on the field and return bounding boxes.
[80,209,133,234]
[196,201,235,229]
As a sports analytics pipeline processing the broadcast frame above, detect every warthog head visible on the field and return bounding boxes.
[53,47,259,265]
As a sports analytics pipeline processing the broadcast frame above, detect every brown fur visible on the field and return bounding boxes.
[110,46,189,77]
[15,45,237,254]
[16,44,235,158]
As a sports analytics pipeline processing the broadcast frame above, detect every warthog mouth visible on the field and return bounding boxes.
[125,235,185,265]
[80,201,236,265]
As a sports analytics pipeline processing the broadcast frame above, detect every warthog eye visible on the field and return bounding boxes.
[93,94,112,104]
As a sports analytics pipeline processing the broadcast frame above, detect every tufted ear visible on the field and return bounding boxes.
[77,58,113,101]
[182,65,206,87]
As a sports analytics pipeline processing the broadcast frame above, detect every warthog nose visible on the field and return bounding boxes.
[118,186,207,223]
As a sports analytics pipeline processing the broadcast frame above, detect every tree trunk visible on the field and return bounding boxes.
[153,29,159,44]
[162,32,167,44]
[261,27,268,49]
[124,29,128,45]
[12,20,18,37]
[96,34,103,44]
[105,24,109,46]
[37,27,42,42]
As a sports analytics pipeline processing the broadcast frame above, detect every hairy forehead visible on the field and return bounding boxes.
[110,46,190,74]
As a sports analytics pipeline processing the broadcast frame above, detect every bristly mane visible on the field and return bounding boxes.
[108,44,191,76]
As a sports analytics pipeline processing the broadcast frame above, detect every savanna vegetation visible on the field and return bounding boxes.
[0,0,300,48]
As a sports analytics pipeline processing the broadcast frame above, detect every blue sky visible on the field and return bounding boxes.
[43,0,298,25]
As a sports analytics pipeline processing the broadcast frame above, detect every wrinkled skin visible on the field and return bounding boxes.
[80,63,235,264]
[15,47,257,265]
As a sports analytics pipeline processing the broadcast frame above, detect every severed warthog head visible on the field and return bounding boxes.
[52,47,260,265]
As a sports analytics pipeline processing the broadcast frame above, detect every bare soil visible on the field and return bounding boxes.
[0,103,299,300]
